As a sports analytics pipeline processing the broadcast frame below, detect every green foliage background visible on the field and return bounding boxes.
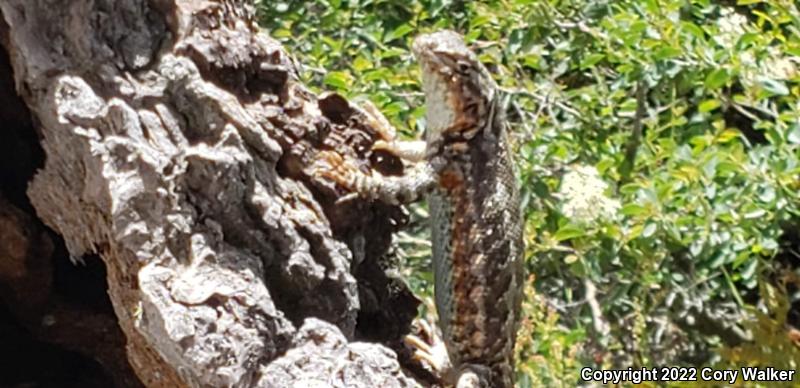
[257,0,800,386]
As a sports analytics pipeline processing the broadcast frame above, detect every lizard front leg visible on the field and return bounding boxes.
[314,146,464,386]
[357,99,428,163]
[314,150,436,205]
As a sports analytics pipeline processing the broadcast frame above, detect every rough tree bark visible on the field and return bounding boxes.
[0,0,422,386]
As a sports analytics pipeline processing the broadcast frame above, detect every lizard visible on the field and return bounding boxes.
[315,30,525,388]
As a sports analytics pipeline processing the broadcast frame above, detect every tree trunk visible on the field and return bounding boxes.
[0,0,420,386]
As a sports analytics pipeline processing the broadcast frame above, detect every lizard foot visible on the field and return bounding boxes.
[312,144,434,205]
[311,150,360,191]
[403,317,452,383]
[404,320,492,388]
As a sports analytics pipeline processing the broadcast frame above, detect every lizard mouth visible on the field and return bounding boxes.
[412,31,486,142]
[418,60,459,140]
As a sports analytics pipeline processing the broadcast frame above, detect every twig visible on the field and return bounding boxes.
[540,295,587,314]
[552,20,609,41]
[584,278,611,336]
[391,91,425,99]
[619,81,647,185]
[498,86,586,123]
[505,96,534,137]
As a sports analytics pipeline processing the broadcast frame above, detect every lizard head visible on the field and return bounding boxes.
[412,31,496,144]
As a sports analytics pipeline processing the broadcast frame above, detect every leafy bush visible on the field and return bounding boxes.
[258,0,800,385]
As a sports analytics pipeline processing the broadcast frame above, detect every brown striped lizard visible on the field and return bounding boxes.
[316,30,524,387]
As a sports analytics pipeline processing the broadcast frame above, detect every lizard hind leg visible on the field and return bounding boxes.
[403,320,493,388]
[403,318,453,382]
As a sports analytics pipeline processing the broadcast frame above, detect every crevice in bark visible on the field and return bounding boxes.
[0,301,115,387]
[1,18,142,386]
[0,30,41,213]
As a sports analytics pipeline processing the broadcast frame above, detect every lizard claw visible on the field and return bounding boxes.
[361,100,397,141]
[334,192,360,204]
[372,139,392,152]
[371,139,427,162]
[312,150,358,189]
[403,317,452,383]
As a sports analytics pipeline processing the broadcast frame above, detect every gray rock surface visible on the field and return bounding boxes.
[259,319,416,388]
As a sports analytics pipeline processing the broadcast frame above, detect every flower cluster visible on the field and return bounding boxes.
[761,48,798,80]
[557,165,620,224]
[715,8,798,84]
[739,47,798,85]
[714,8,748,48]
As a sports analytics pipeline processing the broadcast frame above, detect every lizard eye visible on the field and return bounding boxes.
[456,60,472,74]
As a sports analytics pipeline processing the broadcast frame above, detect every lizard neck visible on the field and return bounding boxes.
[421,63,497,154]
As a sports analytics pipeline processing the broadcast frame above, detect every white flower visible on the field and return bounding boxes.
[714,8,748,48]
[557,165,620,224]
[763,48,798,80]
[740,47,798,86]
[740,51,756,66]
[710,8,798,84]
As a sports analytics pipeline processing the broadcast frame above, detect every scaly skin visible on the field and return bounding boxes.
[413,31,524,388]
[315,30,524,387]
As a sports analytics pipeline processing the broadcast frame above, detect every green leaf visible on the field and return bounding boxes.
[385,24,414,43]
[363,68,392,82]
[759,77,789,96]
[324,71,351,89]
[642,223,657,238]
[733,251,751,268]
[621,203,647,216]
[653,46,682,60]
[740,258,757,280]
[717,129,740,143]
[379,47,407,59]
[705,69,730,89]
[470,15,492,29]
[709,252,726,268]
[761,238,778,251]
[619,183,641,195]
[744,209,766,219]
[382,101,408,116]
[352,56,372,72]
[698,99,721,113]
[581,53,605,69]
[272,28,293,39]
[788,125,800,144]
[681,22,705,40]
[738,33,760,47]
[522,54,542,70]
[554,225,585,241]
[626,224,644,240]
[786,47,800,57]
